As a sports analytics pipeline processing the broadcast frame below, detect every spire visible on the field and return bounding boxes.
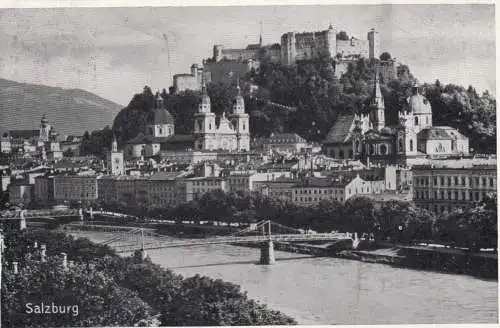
[259,21,263,46]
[329,22,333,30]
[201,73,207,95]
[111,135,118,152]
[370,68,385,131]
[155,91,163,109]
[199,73,211,113]
[233,77,245,115]
[236,77,241,95]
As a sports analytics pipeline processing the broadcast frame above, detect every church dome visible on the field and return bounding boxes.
[406,86,432,114]
[150,108,175,125]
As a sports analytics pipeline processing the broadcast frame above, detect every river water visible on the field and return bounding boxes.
[71,231,498,325]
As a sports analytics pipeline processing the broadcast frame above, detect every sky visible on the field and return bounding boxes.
[0,4,495,106]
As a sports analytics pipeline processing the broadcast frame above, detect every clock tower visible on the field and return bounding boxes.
[107,136,124,175]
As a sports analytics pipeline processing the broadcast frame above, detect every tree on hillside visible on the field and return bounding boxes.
[336,31,349,40]
[379,52,392,61]
[3,256,153,327]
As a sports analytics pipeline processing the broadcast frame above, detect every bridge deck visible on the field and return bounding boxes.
[113,233,349,253]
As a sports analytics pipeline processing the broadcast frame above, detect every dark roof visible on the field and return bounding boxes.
[323,115,354,144]
[246,44,261,50]
[363,130,394,141]
[149,108,175,125]
[418,127,466,140]
[160,135,195,151]
[149,172,182,181]
[9,130,40,139]
[294,176,356,188]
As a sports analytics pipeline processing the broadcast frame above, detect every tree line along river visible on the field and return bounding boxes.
[71,231,498,325]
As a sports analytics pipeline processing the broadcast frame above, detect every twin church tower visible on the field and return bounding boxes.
[193,80,250,152]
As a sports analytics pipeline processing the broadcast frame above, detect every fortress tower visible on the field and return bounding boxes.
[367,28,380,60]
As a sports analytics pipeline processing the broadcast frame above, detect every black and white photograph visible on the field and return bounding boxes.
[0,2,497,327]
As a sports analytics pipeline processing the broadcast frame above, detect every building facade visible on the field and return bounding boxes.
[412,160,497,214]
[193,81,250,152]
[281,26,379,66]
[323,76,470,167]
[53,175,98,203]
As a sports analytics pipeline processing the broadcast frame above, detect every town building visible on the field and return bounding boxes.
[412,158,497,214]
[34,175,55,206]
[53,175,98,204]
[0,168,11,192]
[262,133,309,154]
[8,181,33,207]
[323,75,469,166]
[147,172,182,209]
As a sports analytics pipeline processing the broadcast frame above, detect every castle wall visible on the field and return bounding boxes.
[204,61,251,85]
[219,48,259,62]
[336,39,369,58]
[173,69,207,94]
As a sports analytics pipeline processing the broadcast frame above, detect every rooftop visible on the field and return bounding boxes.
[323,115,354,144]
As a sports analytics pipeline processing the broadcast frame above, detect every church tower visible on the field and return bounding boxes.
[396,114,418,159]
[232,79,250,151]
[107,136,124,175]
[369,71,385,131]
[194,79,216,150]
[147,92,175,138]
[38,114,51,146]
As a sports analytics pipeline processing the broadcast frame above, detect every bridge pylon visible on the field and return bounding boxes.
[19,210,27,231]
[259,221,275,265]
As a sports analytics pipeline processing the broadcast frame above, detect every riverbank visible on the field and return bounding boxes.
[58,221,498,280]
[65,228,498,325]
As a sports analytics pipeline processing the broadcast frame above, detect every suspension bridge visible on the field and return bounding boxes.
[64,220,351,264]
[0,208,84,230]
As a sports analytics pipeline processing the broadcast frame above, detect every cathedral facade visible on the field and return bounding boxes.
[193,82,250,152]
[125,83,250,160]
[323,76,469,166]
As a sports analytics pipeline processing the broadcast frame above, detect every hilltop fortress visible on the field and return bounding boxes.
[173,25,386,94]
[212,25,379,65]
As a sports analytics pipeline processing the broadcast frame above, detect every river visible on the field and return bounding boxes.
[71,231,498,325]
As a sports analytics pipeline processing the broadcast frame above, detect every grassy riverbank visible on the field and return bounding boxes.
[3,228,297,327]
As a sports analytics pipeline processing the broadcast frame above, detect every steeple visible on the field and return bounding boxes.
[259,21,263,47]
[111,135,118,152]
[155,91,163,109]
[198,74,211,113]
[233,78,245,115]
[370,69,385,131]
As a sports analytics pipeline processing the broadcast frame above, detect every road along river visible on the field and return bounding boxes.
[70,231,498,325]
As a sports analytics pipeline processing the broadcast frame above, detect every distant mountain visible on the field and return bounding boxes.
[0,79,122,137]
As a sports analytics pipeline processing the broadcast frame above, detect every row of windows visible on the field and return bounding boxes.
[329,149,353,159]
[294,189,344,195]
[296,196,344,202]
[192,181,220,187]
[415,189,489,202]
[415,175,495,188]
